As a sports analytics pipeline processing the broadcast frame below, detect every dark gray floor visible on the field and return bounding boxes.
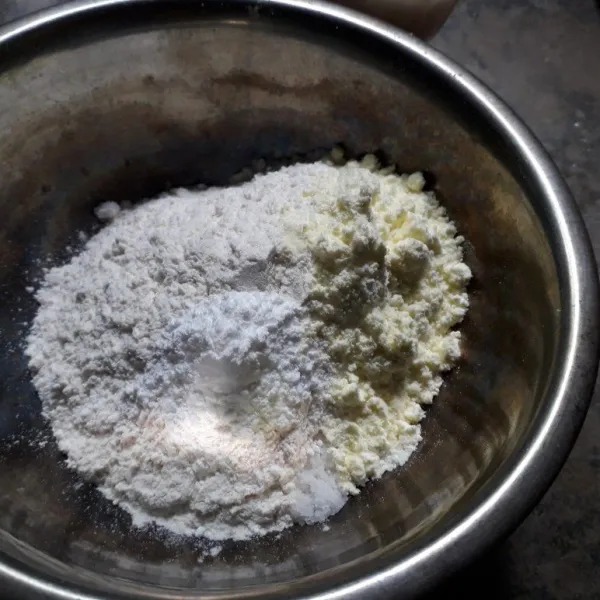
[1,1,599,598]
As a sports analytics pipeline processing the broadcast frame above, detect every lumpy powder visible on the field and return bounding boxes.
[26,157,471,540]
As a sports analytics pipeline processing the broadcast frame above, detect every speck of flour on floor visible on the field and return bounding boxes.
[26,155,471,541]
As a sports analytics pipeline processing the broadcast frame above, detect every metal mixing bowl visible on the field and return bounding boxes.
[0,1,598,599]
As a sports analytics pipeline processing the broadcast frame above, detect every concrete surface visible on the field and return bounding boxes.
[1,1,599,598]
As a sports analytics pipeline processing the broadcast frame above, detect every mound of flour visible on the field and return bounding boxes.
[26,158,471,540]
[106,290,344,540]
[26,169,345,540]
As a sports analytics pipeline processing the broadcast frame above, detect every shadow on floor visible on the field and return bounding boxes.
[422,544,512,599]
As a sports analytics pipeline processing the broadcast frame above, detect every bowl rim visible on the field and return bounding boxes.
[0,1,598,599]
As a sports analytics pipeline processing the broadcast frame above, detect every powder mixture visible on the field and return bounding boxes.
[26,155,471,541]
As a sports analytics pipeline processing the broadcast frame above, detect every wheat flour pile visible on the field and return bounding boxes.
[26,154,471,541]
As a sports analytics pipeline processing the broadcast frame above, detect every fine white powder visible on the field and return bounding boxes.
[107,291,344,540]
[26,158,471,540]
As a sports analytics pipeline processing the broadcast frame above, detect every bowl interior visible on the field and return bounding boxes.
[0,4,560,597]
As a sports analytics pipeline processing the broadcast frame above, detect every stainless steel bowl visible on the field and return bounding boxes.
[0,1,598,599]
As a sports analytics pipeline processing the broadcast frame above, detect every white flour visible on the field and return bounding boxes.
[26,157,471,540]
[106,291,344,539]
